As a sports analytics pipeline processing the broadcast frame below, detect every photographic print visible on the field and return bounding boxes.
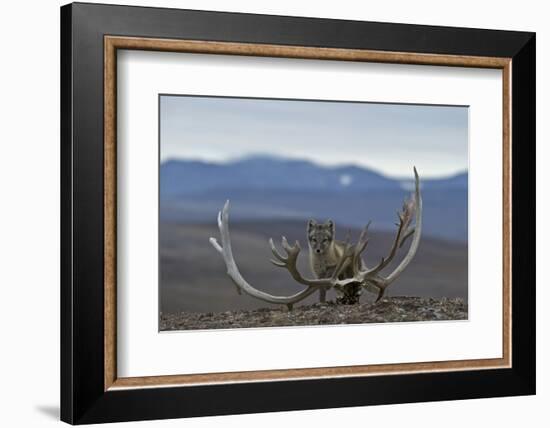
[159,95,468,331]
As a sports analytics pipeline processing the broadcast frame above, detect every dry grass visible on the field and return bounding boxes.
[160,296,467,331]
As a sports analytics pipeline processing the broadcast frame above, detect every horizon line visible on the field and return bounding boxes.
[160,154,468,181]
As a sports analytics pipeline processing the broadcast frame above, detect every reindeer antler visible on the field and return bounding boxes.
[210,168,422,307]
[355,167,423,301]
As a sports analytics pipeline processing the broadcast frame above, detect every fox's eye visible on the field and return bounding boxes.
[312,238,317,243]
[322,239,328,243]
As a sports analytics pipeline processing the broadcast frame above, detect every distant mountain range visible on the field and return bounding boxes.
[160,156,468,242]
[161,155,407,195]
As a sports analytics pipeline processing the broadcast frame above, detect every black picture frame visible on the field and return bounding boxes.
[61,2,535,424]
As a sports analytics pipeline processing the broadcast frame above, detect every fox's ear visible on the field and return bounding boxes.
[326,219,335,234]
[308,219,317,231]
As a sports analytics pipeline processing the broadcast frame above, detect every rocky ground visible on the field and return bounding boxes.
[159,296,467,331]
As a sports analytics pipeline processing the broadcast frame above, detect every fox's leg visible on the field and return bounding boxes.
[318,262,341,303]
[317,265,333,303]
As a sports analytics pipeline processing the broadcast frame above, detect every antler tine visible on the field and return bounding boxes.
[348,221,370,276]
[269,237,291,267]
[269,238,287,262]
[358,221,371,242]
[362,182,419,277]
[355,221,371,257]
[269,259,286,267]
[384,166,422,284]
[343,229,354,255]
[372,167,423,301]
[209,237,223,254]
[281,236,294,254]
[217,209,223,230]
[399,227,415,248]
[362,213,406,276]
[332,229,354,280]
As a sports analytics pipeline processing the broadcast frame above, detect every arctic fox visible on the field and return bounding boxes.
[307,219,358,302]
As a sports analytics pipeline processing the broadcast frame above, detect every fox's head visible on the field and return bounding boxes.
[307,219,335,255]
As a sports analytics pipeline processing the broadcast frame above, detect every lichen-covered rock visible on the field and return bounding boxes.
[159,296,467,331]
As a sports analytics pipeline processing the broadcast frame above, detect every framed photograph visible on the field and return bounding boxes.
[60,2,535,424]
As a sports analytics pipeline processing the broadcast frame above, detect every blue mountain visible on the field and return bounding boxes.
[161,155,402,196]
[160,156,468,242]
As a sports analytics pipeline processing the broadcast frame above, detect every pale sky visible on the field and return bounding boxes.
[160,95,468,179]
